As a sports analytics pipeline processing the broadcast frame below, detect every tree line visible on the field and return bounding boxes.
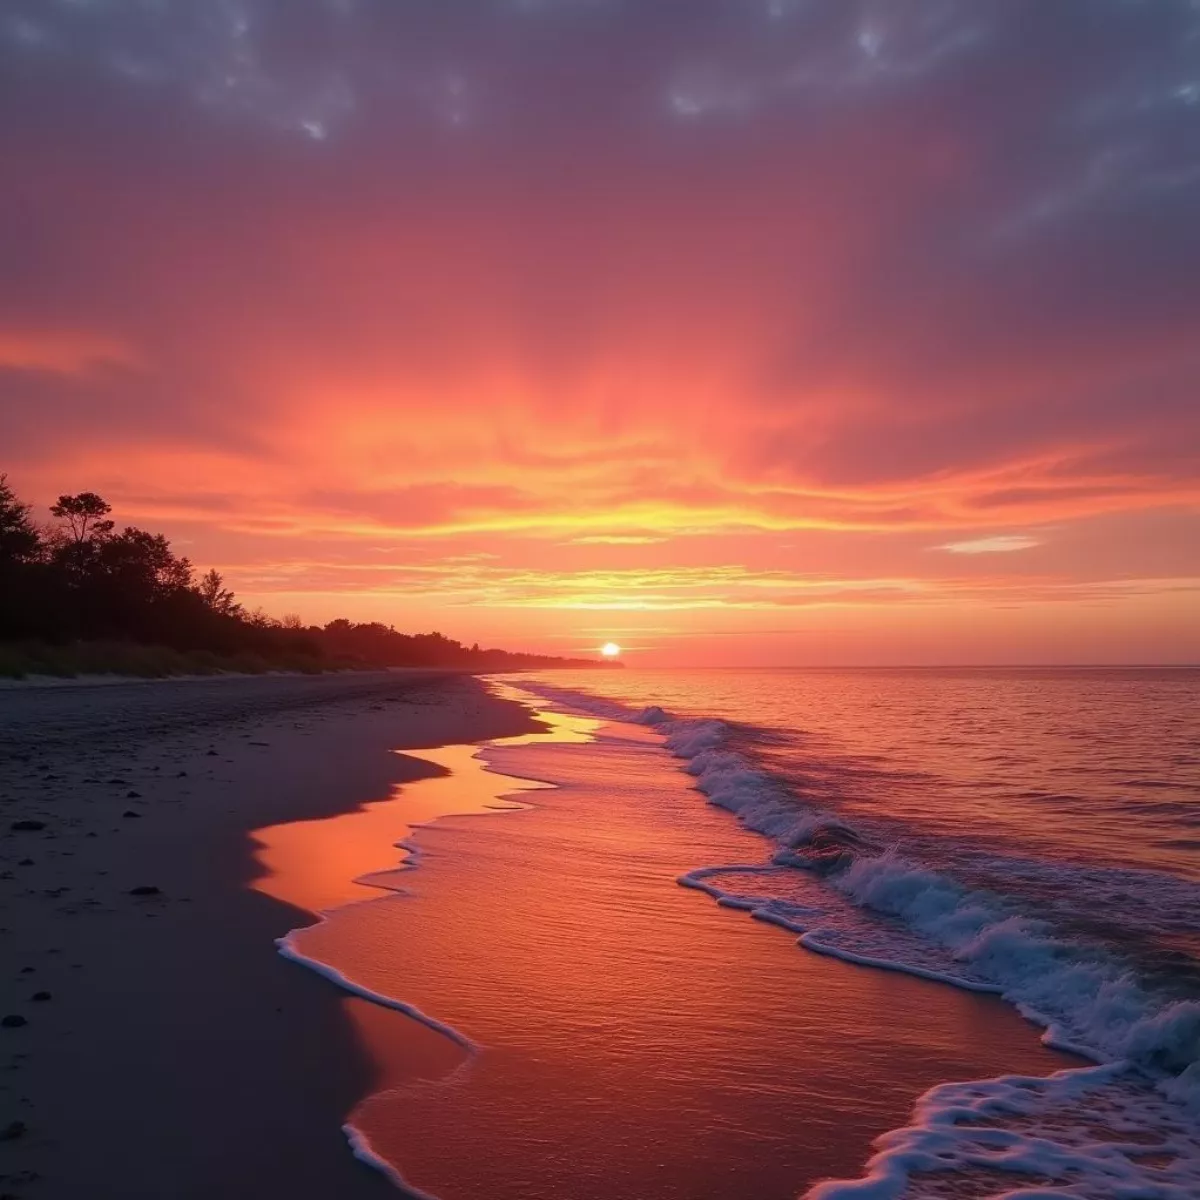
[0,475,602,675]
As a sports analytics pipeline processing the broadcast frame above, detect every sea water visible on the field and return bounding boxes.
[503,667,1200,1197]
[268,667,1200,1198]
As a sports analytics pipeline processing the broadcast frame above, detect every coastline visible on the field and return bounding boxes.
[254,690,1079,1199]
[0,670,541,1200]
[6,671,1182,1198]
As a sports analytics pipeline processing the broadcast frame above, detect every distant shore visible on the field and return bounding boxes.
[0,670,541,1200]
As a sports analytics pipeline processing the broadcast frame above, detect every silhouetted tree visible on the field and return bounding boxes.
[196,568,242,616]
[0,474,40,564]
[244,607,277,630]
[49,492,115,547]
[0,474,609,673]
[96,528,193,593]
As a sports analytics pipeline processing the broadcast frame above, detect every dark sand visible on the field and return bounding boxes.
[0,671,540,1200]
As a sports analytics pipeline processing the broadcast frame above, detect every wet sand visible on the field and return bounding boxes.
[0,671,540,1200]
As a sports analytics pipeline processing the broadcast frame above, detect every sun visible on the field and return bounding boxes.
[600,642,621,658]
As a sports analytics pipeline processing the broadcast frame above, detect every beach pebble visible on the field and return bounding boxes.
[122,810,142,819]
[126,790,142,799]
[1,1015,27,1029]
[128,885,160,896]
[10,820,45,832]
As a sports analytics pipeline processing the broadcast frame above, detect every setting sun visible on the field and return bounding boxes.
[600,642,621,658]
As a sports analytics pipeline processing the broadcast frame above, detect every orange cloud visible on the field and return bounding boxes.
[0,330,137,376]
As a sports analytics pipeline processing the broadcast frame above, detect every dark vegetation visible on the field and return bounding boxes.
[0,475,605,678]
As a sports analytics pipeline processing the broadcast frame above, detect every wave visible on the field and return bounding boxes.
[276,932,479,1051]
[509,679,1200,1198]
[807,1062,1200,1200]
[343,1123,442,1199]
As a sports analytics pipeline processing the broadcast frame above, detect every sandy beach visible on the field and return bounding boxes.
[0,671,540,1200]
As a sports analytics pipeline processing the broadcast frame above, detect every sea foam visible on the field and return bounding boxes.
[806,1063,1200,1200]
[343,1123,443,1199]
[276,933,479,1050]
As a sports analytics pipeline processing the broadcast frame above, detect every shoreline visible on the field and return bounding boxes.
[6,672,1170,1198]
[251,734,570,1198]
[254,690,1078,1199]
[0,668,451,691]
[0,670,541,1200]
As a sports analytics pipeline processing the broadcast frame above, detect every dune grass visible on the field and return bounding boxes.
[0,640,332,680]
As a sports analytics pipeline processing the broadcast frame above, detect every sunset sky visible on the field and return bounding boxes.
[2,0,1198,665]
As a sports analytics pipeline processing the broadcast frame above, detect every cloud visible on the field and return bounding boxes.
[0,330,137,375]
[570,535,669,545]
[935,535,1042,555]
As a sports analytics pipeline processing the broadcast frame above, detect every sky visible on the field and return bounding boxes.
[1,0,1198,666]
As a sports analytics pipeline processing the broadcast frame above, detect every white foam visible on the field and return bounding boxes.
[797,931,1005,994]
[344,1123,443,1199]
[276,933,478,1050]
[678,864,826,931]
[805,1063,1200,1200]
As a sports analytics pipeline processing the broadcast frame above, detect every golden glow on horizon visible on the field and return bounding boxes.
[6,20,1200,674]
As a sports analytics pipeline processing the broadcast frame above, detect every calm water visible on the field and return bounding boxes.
[517,668,1200,874]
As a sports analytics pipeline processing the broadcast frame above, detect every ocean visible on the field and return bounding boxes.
[267,667,1200,1198]
[517,667,1200,991]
